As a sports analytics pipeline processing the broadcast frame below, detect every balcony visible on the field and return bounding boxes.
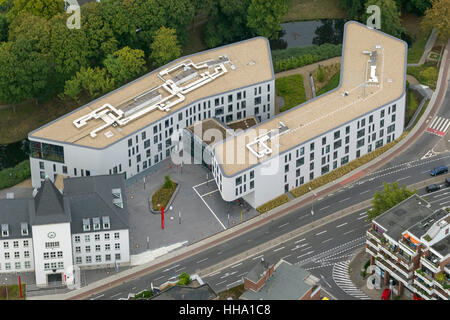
[433,285,449,300]
[379,244,399,262]
[434,272,450,291]
[375,258,409,286]
[396,251,413,269]
[365,245,377,257]
[415,269,434,287]
[413,278,434,296]
[421,256,440,273]
[366,238,379,251]
[366,229,383,244]
[399,238,417,255]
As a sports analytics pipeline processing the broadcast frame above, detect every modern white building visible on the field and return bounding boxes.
[0,174,130,287]
[28,37,275,189]
[208,21,407,208]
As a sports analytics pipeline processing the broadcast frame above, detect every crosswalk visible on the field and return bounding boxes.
[332,260,371,300]
[427,116,450,137]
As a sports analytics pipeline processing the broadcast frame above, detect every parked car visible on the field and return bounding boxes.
[445,177,450,187]
[430,166,448,176]
[426,184,441,193]
[381,288,391,300]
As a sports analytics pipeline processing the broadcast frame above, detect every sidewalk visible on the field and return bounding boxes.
[30,38,450,301]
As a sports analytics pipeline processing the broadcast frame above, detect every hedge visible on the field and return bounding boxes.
[290,132,408,198]
[0,160,31,190]
[256,194,290,214]
[151,178,177,211]
[272,44,342,73]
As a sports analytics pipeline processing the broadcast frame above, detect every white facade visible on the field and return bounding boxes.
[211,96,405,208]
[31,223,74,286]
[0,238,34,273]
[29,82,275,189]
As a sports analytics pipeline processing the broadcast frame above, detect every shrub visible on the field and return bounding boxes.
[290,132,407,198]
[407,64,438,89]
[134,290,153,299]
[164,175,173,189]
[0,160,31,190]
[256,194,290,213]
[317,66,325,82]
[177,272,191,286]
[152,178,177,210]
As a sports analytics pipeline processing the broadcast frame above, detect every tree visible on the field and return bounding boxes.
[6,0,63,22]
[0,38,50,104]
[394,0,431,15]
[81,2,118,63]
[149,26,181,67]
[367,182,416,220]
[104,46,146,86]
[48,13,89,85]
[203,0,252,48]
[422,0,449,41]
[0,14,7,43]
[164,175,173,189]
[63,66,114,102]
[7,14,50,53]
[177,272,191,285]
[339,0,366,20]
[246,0,288,39]
[362,0,404,38]
[100,0,137,49]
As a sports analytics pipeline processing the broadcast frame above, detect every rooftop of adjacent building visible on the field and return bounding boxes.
[150,283,218,300]
[214,21,407,177]
[29,37,273,149]
[240,259,319,300]
[431,234,450,259]
[373,194,434,241]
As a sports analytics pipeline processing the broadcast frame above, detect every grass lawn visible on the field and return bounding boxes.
[151,178,178,211]
[283,0,346,22]
[407,29,431,64]
[312,63,340,92]
[0,98,78,144]
[316,71,340,96]
[276,74,306,113]
[407,63,438,89]
[0,284,26,300]
[217,284,246,300]
[405,89,420,126]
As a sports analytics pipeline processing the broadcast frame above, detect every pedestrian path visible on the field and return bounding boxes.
[332,260,371,300]
[426,116,450,137]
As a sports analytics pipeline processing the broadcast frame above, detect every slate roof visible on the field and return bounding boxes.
[244,258,272,283]
[150,284,218,300]
[240,260,317,300]
[0,198,33,238]
[63,174,129,234]
[431,236,450,258]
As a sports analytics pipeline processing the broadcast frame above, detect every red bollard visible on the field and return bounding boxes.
[19,276,22,298]
[161,206,165,230]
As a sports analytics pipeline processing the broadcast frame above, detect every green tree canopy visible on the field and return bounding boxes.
[100,0,137,49]
[339,0,367,20]
[104,46,146,86]
[8,13,50,53]
[6,0,64,22]
[367,182,416,220]
[0,38,50,103]
[203,0,252,48]
[247,0,288,39]
[48,13,89,84]
[63,66,114,103]
[422,0,449,41]
[394,0,431,15]
[149,26,181,67]
[362,0,404,38]
[0,13,8,43]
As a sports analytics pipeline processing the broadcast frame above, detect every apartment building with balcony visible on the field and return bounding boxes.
[366,194,450,300]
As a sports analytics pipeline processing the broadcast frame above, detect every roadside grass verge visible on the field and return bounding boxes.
[0,284,26,300]
[276,74,306,112]
[256,194,290,214]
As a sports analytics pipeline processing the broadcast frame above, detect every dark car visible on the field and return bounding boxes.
[445,178,450,187]
[426,184,441,193]
[430,166,448,176]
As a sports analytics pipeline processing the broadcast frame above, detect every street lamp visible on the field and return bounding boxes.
[4,277,7,300]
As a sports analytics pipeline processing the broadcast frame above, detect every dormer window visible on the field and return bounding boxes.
[21,223,28,236]
[102,216,110,230]
[93,218,100,231]
[83,218,90,232]
[1,224,9,237]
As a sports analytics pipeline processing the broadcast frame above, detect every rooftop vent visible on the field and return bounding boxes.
[249,61,256,66]
[6,192,14,199]
[230,64,236,70]
[105,131,114,138]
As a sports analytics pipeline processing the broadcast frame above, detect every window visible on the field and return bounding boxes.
[5,263,10,270]
[334,131,340,139]
[4,252,9,259]
[334,139,342,149]
[95,245,101,252]
[45,242,59,248]
[63,166,68,174]
[105,244,110,251]
[96,255,102,262]
[15,262,20,270]
[115,243,120,250]
[115,254,121,260]
[357,138,365,148]
[369,115,373,123]
[75,246,81,253]
[357,128,365,138]
[296,168,300,177]
[86,256,92,263]
[235,177,242,186]
[310,142,315,151]
[58,262,64,269]
[24,251,29,258]
[95,234,100,241]
[296,157,304,167]
[39,161,44,170]
[85,235,90,242]
[391,114,396,122]
[50,252,56,259]
[3,242,8,249]
[76,257,82,264]
[250,181,254,189]
[381,110,385,118]
[44,263,50,271]
[74,236,80,243]
[85,246,91,253]
[341,156,349,165]
[43,252,49,259]
[104,233,110,240]
[57,251,63,258]
[285,164,289,173]
[25,261,30,269]
[114,232,120,240]
[14,252,19,259]
[106,254,111,261]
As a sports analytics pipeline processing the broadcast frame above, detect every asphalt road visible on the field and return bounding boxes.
[89,75,450,301]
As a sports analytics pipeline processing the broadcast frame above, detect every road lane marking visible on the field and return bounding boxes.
[154,275,165,281]
[343,229,354,235]
[192,179,216,188]
[252,255,264,260]
[273,246,285,252]
[339,197,351,203]
[110,292,123,298]
[281,254,291,260]
[300,246,312,251]
[215,280,226,286]
[299,214,309,219]
[319,205,330,211]
[193,186,226,230]
[175,266,186,272]
[359,190,371,195]
[231,262,243,268]
[358,215,368,220]
[297,251,314,259]
[201,189,219,197]
[438,199,450,206]
[206,271,221,278]
[336,222,347,228]
[90,294,105,300]
[322,238,333,244]
[196,258,208,264]
[163,264,180,272]
[359,212,367,215]
[396,176,411,182]
[226,280,243,288]
[316,230,327,236]
[278,222,290,228]
[294,238,306,244]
